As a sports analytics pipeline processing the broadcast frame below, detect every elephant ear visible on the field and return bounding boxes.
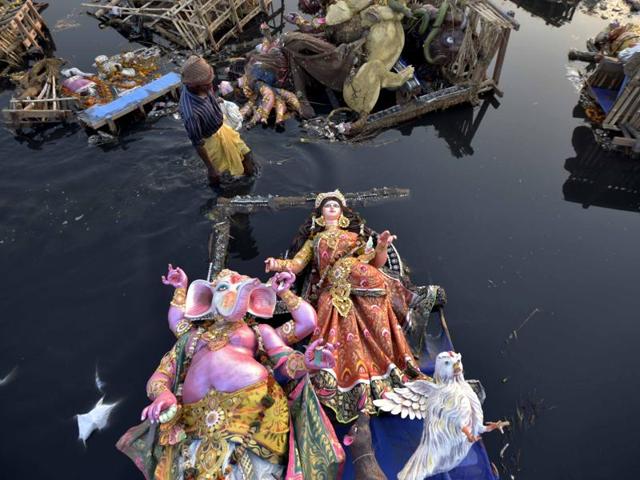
[184,279,215,319]
[247,285,277,318]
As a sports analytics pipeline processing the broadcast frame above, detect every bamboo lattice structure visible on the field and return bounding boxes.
[0,0,50,74]
[83,0,273,51]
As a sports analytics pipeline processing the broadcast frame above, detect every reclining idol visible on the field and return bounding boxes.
[117,265,344,479]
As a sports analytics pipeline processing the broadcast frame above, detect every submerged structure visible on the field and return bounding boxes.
[0,0,52,76]
[83,0,276,50]
[217,0,519,140]
[570,22,640,156]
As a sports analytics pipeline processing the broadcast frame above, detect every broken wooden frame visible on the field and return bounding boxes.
[584,57,640,155]
[83,0,276,51]
[0,0,50,74]
[3,96,78,127]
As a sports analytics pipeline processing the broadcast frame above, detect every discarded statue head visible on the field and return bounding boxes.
[184,269,276,321]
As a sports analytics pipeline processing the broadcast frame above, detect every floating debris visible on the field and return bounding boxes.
[76,397,119,444]
[83,0,276,51]
[500,442,510,458]
[565,65,585,92]
[506,308,541,344]
[95,365,106,393]
[0,366,18,386]
[0,1,52,75]
[88,131,118,146]
[2,58,79,128]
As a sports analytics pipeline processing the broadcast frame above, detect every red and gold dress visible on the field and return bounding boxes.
[285,228,420,423]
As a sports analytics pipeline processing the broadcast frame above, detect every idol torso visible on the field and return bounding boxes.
[182,322,268,404]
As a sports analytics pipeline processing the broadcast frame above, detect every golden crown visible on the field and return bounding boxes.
[314,189,347,208]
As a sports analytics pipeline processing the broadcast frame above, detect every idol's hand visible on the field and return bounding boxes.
[161,264,188,290]
[264,257,279,273]
[270,271,296,295]
[377,230,397,248]
[141,391,177,424]
[304,339,336,371]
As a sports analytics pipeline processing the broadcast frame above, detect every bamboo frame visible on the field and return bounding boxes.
[0,0,50,71]
[83,0,274,51]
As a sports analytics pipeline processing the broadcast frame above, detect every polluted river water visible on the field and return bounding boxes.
[0,0,639,479]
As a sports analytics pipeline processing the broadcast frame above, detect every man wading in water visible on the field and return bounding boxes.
[179,56,255,187]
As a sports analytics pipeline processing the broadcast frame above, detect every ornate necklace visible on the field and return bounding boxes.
[201,320,245,352]
[320,228,344,249]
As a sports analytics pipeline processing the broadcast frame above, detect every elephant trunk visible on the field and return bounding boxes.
[226,278,261,321]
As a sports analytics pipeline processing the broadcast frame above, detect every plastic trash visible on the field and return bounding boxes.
[61,68,94,78]
[220,100,243,131]
[218,80,234,96]
[62,75,96,94]
[121,68,136,77]
[618,45,640,62]
[88,131,118,146]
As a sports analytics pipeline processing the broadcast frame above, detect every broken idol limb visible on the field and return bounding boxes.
[327,0,415,117]
[374,351,509,479]
[117,266,344,479]
[240,80,305,127]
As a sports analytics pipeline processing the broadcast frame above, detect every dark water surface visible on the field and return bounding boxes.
[1,1,639,479]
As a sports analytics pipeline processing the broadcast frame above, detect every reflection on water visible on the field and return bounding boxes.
[228,213,259,260]
[564,126,640,212]
[396,97,499,158]
[511,0,578,27]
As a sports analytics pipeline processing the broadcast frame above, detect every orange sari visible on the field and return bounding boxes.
[292,228,420,423]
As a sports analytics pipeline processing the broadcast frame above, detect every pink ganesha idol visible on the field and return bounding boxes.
[117,265,345,480]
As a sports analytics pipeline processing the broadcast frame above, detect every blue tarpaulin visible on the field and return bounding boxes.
[79,72,181,126]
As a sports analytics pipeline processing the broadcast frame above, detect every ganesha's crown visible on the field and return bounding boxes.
[315,189,347,208]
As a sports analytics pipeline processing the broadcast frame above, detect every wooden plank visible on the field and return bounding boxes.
[492,29,510,86]
[229,0,243,31]
[604,87,638,128]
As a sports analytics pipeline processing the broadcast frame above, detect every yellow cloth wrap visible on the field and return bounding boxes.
[180,380,289,479]
[202,123,250,176]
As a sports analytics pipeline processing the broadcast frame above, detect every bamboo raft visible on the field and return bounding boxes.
[83,0,274,51]
[206,187,411,275]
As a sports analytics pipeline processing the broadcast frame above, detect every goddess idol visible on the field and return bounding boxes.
[265,190,439,423]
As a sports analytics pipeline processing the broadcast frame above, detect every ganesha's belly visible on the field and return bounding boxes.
[182,347,268,404]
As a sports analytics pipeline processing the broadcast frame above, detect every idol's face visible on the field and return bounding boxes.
[322,200,342,222]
